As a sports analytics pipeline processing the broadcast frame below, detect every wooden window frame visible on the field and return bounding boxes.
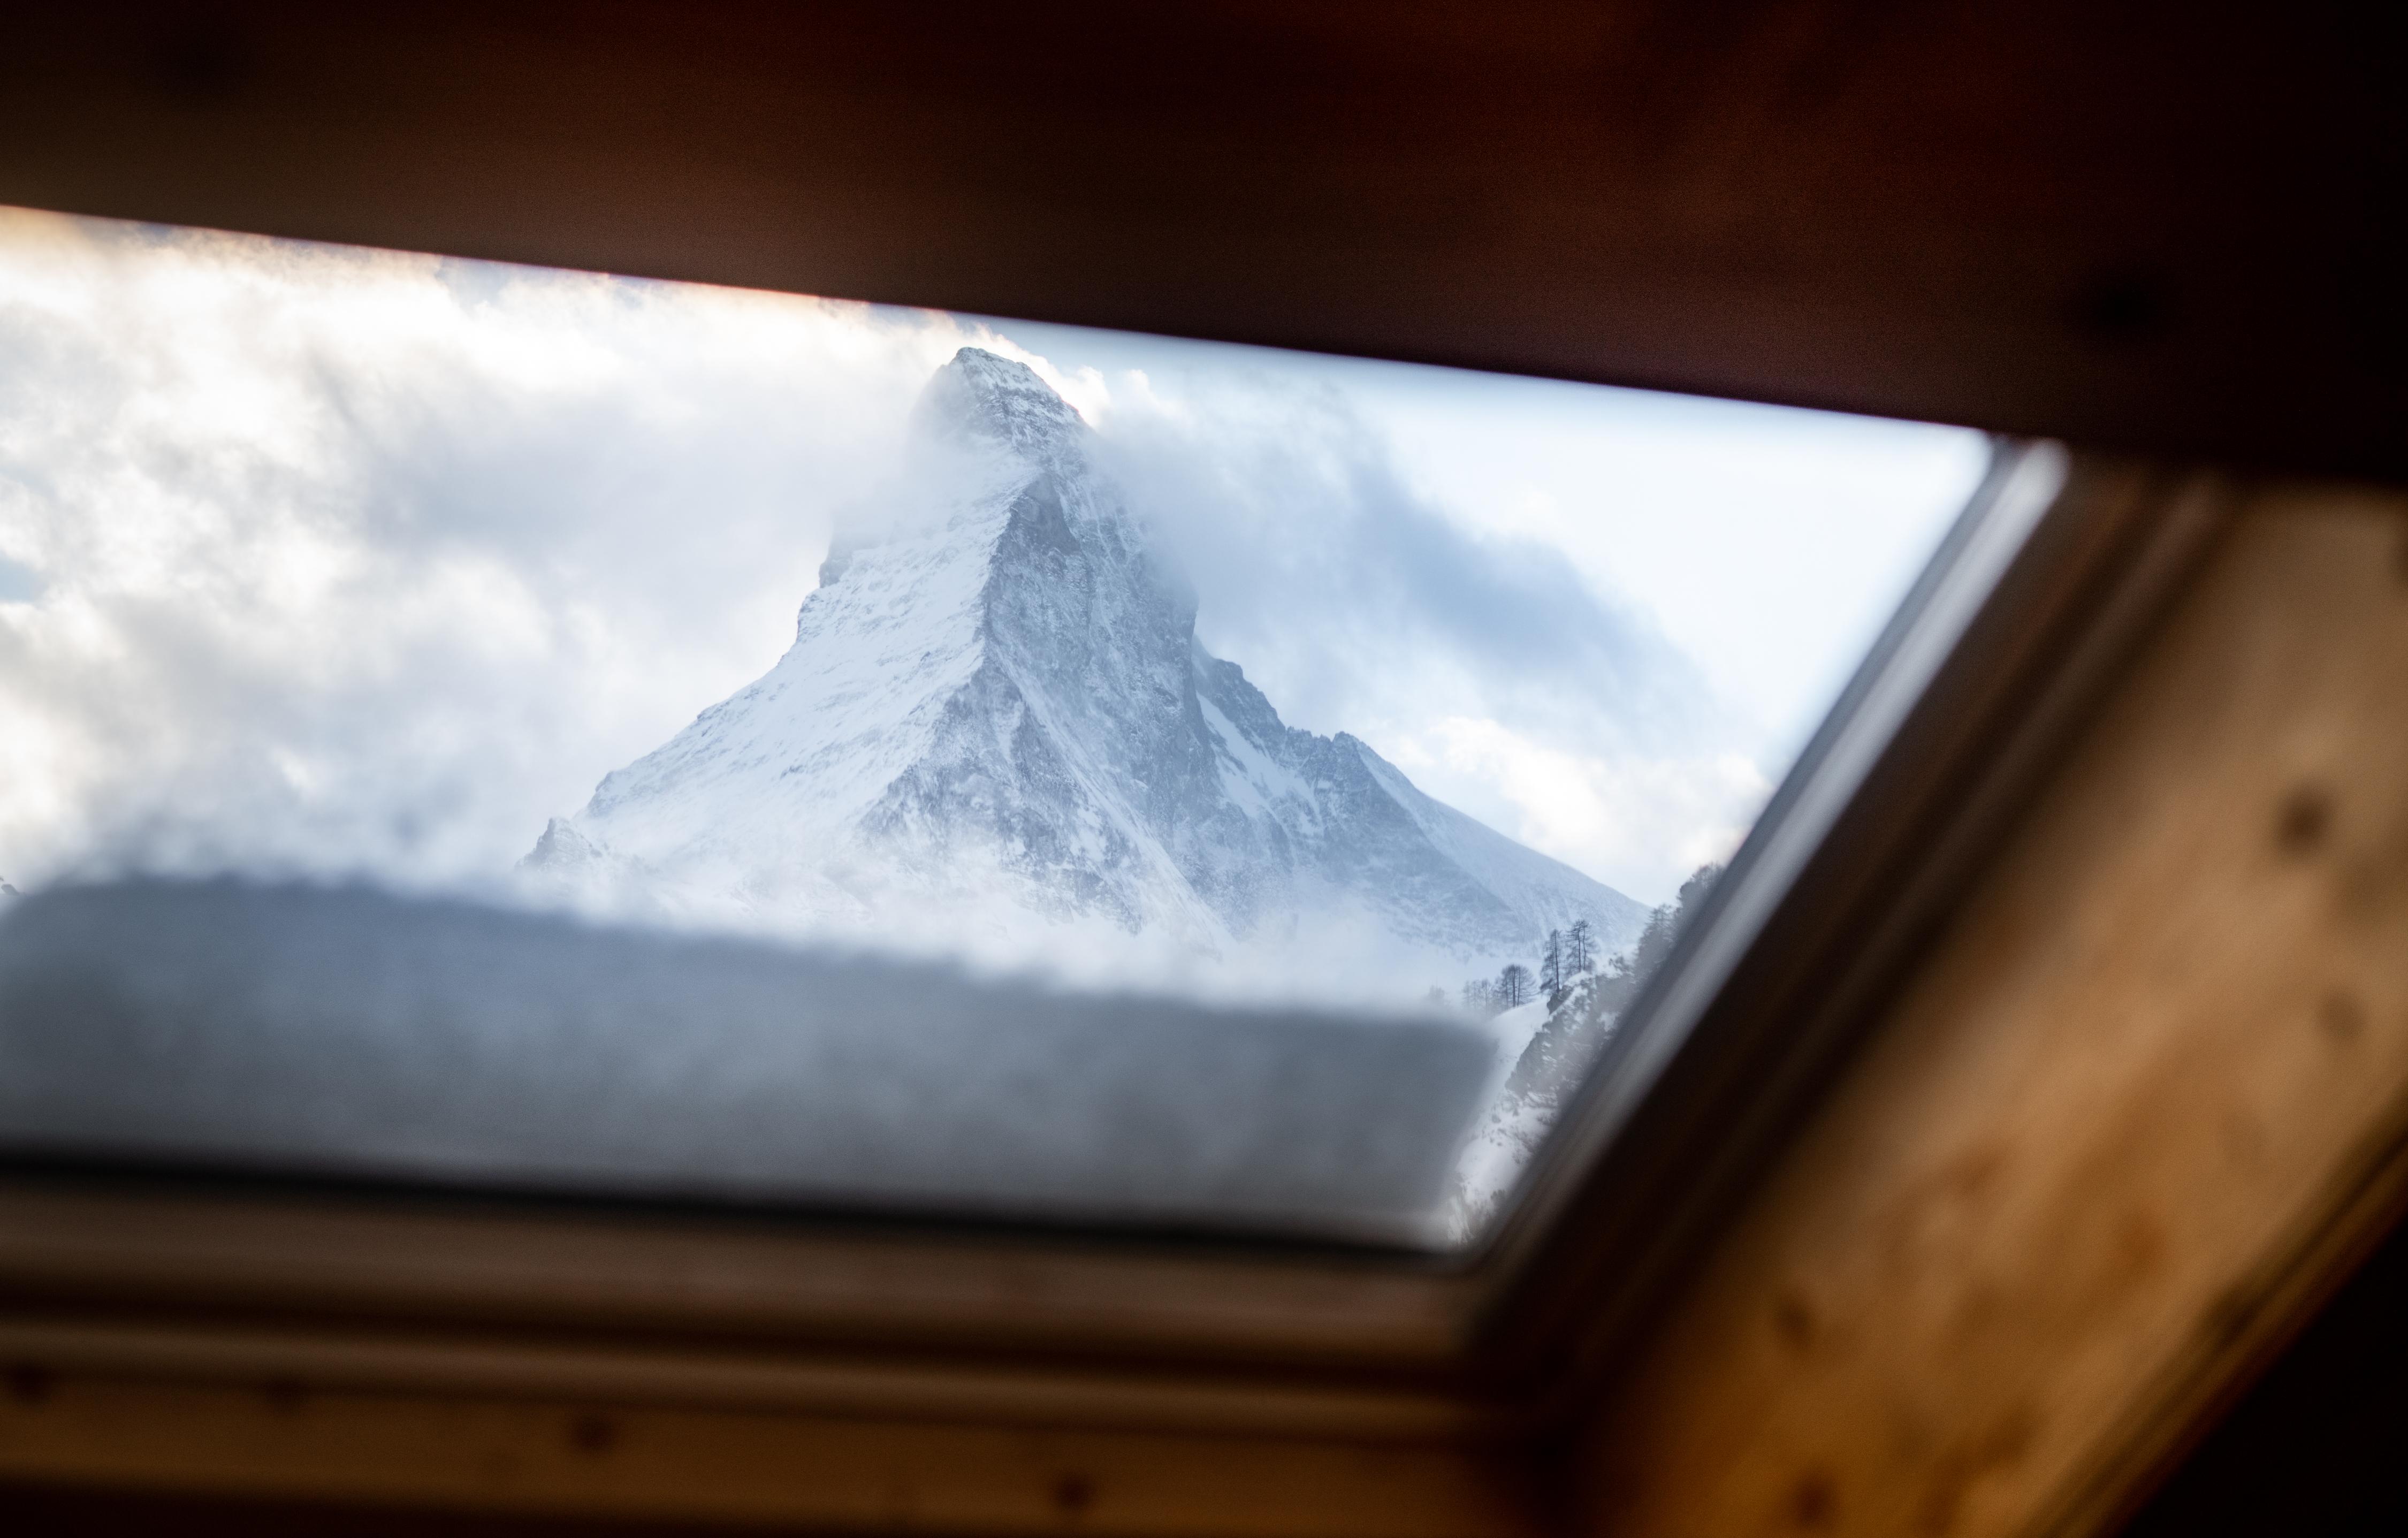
[0,446,2198,1373]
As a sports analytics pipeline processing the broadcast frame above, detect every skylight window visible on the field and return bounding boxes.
[0,208,1991,1244]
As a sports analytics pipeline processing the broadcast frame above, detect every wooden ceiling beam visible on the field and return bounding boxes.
[0,3,2397,478]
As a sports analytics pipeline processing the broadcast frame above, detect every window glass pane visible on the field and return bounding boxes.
[0,209,1987,1244]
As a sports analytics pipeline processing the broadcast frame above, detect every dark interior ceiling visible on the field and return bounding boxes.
[1,2,2399,479]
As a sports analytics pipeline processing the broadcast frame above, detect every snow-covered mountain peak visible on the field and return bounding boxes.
[818,349,1098,591]
[911,347,1089,468]
[530,352,1648,1005]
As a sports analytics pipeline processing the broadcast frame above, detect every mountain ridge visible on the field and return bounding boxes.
[528,348,1648,1000]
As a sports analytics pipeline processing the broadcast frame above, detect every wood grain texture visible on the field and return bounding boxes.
[0,1314,1499,1443]
[0,1369,1538,1537]
[1573,488,2408,1536]
[0,1182,1472,1367]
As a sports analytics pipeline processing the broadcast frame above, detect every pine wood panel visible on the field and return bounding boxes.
[0,1368,1537,1537]
[0,1182,1472,1367]
[0,1313,1497,1443]
[1574,488,2408,1535]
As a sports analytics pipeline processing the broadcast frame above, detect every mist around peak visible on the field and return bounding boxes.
[911,347,1092,463]
[527,352,1650,1011]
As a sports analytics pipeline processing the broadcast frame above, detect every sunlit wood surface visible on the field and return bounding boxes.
[1575,488,2408,1536]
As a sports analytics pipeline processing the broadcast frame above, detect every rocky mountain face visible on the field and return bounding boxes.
[528,348,1646,1001]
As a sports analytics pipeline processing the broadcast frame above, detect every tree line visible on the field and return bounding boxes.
[1457,863,1724,1021]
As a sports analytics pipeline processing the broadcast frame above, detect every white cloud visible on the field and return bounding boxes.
[0,208,983,887]
[981,318,1992,774]
[1381,717,1767,899]
[0,207,1975,909]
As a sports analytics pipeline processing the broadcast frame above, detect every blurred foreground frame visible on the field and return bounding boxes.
[2,5,2406,1534]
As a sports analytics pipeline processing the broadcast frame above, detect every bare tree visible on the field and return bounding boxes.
[1540,928,1568,1010]
[1565,917,1595,978]
[1496,962,1534,1009]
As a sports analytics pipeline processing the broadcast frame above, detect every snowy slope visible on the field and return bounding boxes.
[528,348,1649,1001]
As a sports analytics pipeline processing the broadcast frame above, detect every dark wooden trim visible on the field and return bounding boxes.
[0,4,2398,479]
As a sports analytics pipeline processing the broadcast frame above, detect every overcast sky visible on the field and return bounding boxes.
[0,207,1986,907]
